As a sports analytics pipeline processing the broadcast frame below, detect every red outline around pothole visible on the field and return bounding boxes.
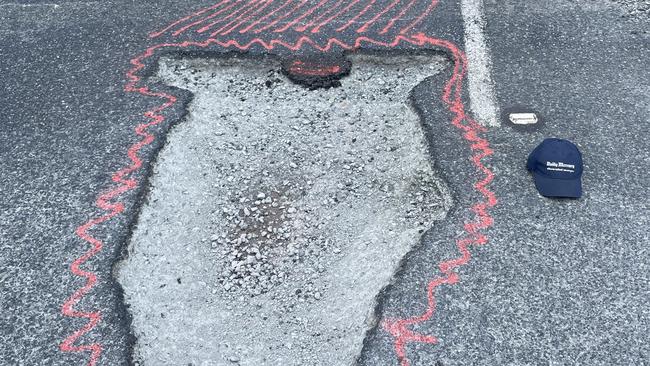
[60,2,496,366]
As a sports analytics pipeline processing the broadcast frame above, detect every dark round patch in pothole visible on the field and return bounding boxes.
[281,55,351,90]
[501,105,544,132]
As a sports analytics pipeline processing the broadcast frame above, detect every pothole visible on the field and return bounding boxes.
[118,53,452,366]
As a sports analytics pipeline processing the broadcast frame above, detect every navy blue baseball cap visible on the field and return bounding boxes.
[527,138,583,198]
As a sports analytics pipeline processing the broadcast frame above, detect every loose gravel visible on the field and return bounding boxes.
[118,54,452,365]
[609,0,650,18]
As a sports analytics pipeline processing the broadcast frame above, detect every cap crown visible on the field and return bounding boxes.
[527,138,583,179]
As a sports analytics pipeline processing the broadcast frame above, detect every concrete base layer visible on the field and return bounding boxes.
[117,54,452,365]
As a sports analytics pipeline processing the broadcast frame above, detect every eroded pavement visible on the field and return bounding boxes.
[118,54,452,365]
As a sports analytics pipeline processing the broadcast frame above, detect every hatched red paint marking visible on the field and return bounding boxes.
[273,0,330,33]
[148,0,229,38]
[209,0,273,36]
[400,0,439,34]
[311,0,362,33]
[239,0,293,33]
[254,0,309,33]
[197,0,253,34]
[336,0,377,32]
[294,0,346,32]
[61,2,497,366]
[357,0,400,33]
[172,0,244,36]
[380,0,419,34]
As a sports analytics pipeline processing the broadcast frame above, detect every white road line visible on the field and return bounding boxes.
[461,0,500,127]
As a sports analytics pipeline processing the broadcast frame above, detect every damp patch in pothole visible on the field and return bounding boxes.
[118,53,452,366]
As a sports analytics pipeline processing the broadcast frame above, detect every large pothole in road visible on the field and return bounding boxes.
[118,54,452,365]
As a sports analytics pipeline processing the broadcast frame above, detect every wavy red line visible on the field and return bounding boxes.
[381,33,497,366]
[61,7,496,366]
[60,41,179,365]
[59,33,425,366]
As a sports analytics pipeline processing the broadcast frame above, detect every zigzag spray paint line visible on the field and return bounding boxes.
[60,3,497,366]
[382,33,497,366]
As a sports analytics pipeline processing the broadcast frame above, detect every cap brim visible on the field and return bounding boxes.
[532,173,582,198]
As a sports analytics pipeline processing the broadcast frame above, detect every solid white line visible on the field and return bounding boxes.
[460,0,500,127]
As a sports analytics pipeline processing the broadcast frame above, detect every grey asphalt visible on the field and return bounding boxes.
[0,1,212,364]
[1,1,648,365]
[361,1,650,364]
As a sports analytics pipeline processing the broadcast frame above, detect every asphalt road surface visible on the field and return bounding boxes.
[0,1,648,365]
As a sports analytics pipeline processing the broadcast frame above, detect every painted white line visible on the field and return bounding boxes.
[461,0,500,127]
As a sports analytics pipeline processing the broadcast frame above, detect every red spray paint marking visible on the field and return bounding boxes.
[357,0,400,33]
[62,3,497,366]
[382,32,497,366]
[209,0,272,36]
[311,0,362,33]
[239,0,292,33]
[60,47,178,364]
[400,0,439,34]
[148,0,229,38]
[197,0,255,34]
[294,0,346,32]
[272,0,330,33]
[254,0,308,33]
[335,0,377,32]
[288,60,341,76]
[172,0,245,36]
[380,0,418,34]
